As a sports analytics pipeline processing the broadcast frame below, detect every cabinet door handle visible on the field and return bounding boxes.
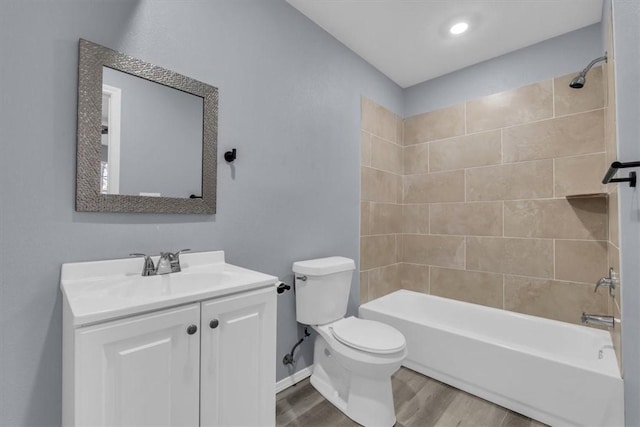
[209,319,219,329]
[186,324,198,335]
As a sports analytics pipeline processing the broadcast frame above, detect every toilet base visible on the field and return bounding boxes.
[310,334,399,427]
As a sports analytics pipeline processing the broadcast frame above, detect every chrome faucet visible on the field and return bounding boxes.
[581,313,617,328]
[130,249,190,276]
[594,268,618,297]
[130,253,156,276]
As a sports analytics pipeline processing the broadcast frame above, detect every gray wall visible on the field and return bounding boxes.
[612,1,640,425]
[103,67,203,198]
[0,1,403,425]
[403,23,604,117]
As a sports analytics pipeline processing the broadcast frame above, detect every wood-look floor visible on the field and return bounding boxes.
[276,367,548,427]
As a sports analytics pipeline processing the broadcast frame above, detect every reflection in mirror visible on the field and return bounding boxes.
[101,67,203,198]
[76,39,218,214]
[101,84,121,194]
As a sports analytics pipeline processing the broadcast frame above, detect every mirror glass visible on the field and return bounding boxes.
[100,67,203,198]
[76,39,218,214]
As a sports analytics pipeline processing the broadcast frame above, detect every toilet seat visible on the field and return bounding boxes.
[329,317,406,354]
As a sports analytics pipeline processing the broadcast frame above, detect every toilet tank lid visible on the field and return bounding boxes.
[292,256,355,276]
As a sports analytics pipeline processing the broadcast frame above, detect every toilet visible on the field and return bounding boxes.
[293,256,407,427]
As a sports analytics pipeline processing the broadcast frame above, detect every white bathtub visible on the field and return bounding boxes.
[359,290,624,427]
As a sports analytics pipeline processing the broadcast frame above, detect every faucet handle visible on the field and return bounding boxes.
[169,249,190,273]
[594,267,617,296]
[130,253,156,276]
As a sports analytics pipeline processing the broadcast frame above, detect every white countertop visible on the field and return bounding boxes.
[61,250,278,327]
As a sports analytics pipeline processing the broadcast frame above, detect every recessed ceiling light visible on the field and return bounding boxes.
[449,22,469,35]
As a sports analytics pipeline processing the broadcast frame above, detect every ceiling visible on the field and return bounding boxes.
[286,0,604,88]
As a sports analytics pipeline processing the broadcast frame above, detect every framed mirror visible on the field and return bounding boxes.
[76,39,218,214]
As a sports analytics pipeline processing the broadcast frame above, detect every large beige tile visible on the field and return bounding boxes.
[429,130,501,172]
[360,271,370,305]
[466,236,554,278]
[369,264,401,299]
[401,234,465,269]
[609,187,619,247]
[404,104,465,145]
[605,103,618,168]
[430,267,503,308]
[398,263,430,294]
[504,275,608,325]
[396,234,404,263]
[361,131,371,167]
[502,109,604,163]
[371,135,403,174]
[404,143,429,174]
[466,81,553,133]
[604,59,618,167]
[430,202,503,236]
[362,166,400,203]
[360,202,370,236]
[554,153,607,196]
[361,235,397,270]
[402,204,429,234]
[555,240,608,284]
[361,97,399,143]
[396,116,404,146]
[404,171,465,203]
[554,66,604,116]
[466,160,553,201]
[504,198,607,240]
[370,203,403,235]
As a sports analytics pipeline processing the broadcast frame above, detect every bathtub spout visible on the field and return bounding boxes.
[581,313,616,328]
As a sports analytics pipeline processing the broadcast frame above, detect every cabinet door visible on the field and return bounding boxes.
[200,287,277,427]
[75,304,200,426]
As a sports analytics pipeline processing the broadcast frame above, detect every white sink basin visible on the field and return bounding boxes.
[61,251,277,326]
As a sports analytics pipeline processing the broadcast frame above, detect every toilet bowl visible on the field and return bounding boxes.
[310,317,407,426]
[292,257,407,427]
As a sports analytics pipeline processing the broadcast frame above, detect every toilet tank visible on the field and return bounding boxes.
[292,257,356,325]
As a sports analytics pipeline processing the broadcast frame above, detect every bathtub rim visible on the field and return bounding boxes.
[359,289,621,379]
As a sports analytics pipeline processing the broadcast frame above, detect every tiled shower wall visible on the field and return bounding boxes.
[603,1,622,368]
[361,67,612,326]
[360,98,403,303]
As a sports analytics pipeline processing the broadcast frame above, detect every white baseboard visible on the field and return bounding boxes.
[275,365,313,394]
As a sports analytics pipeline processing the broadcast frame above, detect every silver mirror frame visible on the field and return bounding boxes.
[76,39,217,214]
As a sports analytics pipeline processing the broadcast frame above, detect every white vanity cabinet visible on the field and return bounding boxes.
[200,288,276,427]
[72,303,202,426]
[61,251,278,427]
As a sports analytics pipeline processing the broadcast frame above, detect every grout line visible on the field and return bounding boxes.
[395,232,607,243]
[401,196,602,205]
[362,164,404,177]
[500,106,605,131]
[401,151,607,176]
[404,107,604,145]
[369,262,599,287]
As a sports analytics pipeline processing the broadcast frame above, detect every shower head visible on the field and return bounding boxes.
[569,74,586,89]
[569,54,607,89]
